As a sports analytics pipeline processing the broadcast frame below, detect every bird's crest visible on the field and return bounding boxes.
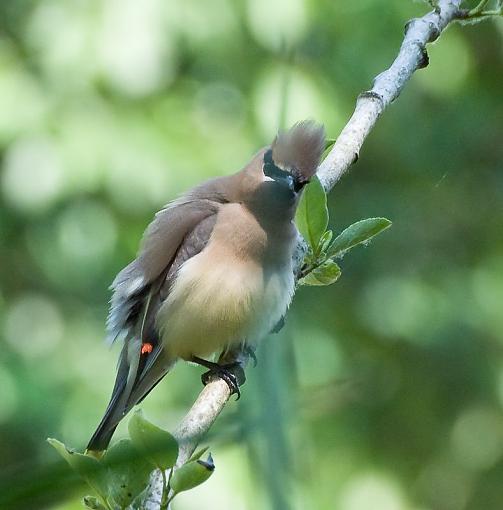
[271,120,326,184]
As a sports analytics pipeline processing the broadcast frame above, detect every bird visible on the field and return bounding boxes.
[87,120,326,452]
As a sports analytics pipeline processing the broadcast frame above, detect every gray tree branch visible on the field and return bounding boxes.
[317,0,464,191]
[144,1,464,507]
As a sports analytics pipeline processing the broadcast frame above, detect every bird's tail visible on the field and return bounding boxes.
[86,342,132,452]
[87,418,119,452]
[86,342,173,452]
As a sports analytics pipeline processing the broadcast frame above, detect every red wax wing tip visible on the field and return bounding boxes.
[141,343,153,355]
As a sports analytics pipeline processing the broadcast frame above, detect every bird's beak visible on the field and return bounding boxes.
[292,175,309,192]
[275,173,295,191]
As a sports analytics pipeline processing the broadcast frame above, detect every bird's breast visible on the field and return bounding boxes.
[156,244,295,360]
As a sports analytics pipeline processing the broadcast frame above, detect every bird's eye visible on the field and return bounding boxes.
[263,150,291,181]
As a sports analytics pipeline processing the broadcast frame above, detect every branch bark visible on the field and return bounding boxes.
[144,1,464,507]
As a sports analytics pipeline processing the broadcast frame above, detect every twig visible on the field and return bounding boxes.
[159,469,169,510]
[144,1,465,507]
[465,8,503,18]
[468,0,491,16]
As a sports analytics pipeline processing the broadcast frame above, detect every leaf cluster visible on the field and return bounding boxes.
[48,411,214,509]
[295,176,392,286]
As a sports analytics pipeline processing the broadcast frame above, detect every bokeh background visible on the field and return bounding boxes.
[1,1,502,509]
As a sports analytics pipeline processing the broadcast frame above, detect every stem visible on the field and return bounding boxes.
[468,0,491,16]
[468,8,503,17]
[164,491,176,509]
[159,470,169,510]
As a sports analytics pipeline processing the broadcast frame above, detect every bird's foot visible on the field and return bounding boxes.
[202,364,241,400]
[191,356,242,400]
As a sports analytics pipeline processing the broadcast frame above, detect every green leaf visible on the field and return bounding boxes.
[299,259,341,286]
[128,410,178,470]
[170,455,215,495]
[103,439,153,508]
[327,218,392,259]
[83,496,107,510]
[324,138,336,151]
[319,230,333,254]
[47,439,107,500]
[189,446,210,462]
[295,176,328,251]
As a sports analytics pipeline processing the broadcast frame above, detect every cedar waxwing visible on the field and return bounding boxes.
[87,121,326,451]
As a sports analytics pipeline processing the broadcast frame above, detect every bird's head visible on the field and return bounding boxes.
[264,120,326,193]
[235,120,325,219]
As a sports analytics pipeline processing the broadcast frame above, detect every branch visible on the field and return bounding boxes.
[144,1,464,507]
[143,379,233,509]
[317,0,463,191]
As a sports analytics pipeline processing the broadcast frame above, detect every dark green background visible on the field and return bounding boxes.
[1,1,502,509]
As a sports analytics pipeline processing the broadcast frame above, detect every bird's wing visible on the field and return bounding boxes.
[87,195,223,451]
[128,213,219,391]
[107,196,222,343]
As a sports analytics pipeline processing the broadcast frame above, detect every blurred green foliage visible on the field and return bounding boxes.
[0,1,502,509]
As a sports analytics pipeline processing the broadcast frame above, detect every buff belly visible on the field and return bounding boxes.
[156,249,294,360]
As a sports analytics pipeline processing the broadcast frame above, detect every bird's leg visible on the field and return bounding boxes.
[218,342,257,368]
[191,356,242,400]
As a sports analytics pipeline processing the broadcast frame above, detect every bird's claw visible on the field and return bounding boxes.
[201,364,241,400]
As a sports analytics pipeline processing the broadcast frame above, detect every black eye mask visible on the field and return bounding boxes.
[263,150,306,192]
[263,149,290,180]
